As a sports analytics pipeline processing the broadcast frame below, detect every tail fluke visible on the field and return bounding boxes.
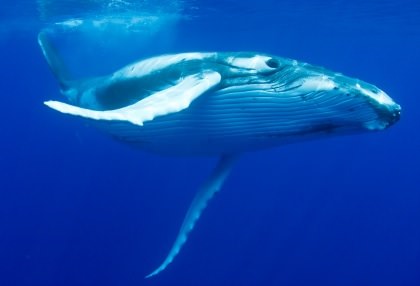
[145,155,238,278]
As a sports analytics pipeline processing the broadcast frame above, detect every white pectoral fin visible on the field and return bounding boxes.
[145,154,239,278]
[45,71,222,126]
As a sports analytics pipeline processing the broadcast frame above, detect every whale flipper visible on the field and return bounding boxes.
[146,155,238,278]
[44,71,221,126]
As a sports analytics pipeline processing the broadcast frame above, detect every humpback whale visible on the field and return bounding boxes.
[38,31,401,278]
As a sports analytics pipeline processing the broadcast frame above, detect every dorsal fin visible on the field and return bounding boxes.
[146,155,238,278]
[38,30,72,91]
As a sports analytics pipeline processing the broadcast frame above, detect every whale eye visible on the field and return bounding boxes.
[265,58,280,69]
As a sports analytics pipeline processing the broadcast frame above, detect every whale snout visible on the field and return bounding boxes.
[353,83,401,130]
[380,101,401,128]
[365,101,401,130]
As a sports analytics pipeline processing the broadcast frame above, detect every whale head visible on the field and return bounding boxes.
[216,54,401,143]
[336,79,401,130]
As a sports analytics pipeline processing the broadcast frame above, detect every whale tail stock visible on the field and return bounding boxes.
[38,29,90,107]
[38,30,74,91]
[146,154,238,278]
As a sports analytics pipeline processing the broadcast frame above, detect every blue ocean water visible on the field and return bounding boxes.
[1,1,419,285]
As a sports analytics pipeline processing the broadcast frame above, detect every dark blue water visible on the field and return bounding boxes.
[1,1,419,285]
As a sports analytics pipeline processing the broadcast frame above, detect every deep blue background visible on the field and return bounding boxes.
[1,1,419,285]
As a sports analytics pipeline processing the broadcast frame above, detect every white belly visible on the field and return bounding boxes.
[100,88,378,155]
